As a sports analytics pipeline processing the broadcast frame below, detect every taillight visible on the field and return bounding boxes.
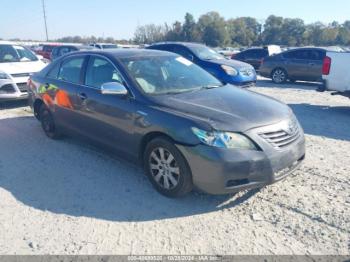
[322,56,331,75]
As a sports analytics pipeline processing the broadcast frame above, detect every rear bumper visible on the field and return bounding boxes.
[0,79,29,101]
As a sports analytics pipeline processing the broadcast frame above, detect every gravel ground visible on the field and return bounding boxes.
[0,79,349,255]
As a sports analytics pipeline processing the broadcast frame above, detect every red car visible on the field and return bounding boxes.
[35,44,61,60]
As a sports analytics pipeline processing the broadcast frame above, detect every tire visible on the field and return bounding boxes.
[144,137,193,197]
[271,68,288,84]
[39,104,61,139]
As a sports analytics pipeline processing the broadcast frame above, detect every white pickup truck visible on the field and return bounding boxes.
[322,51,350,98]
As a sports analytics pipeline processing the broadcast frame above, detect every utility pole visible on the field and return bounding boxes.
[42,0,49,41]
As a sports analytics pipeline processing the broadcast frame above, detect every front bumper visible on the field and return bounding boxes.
[223,73,257,87]
[0,79,29,101]
[177,122,306,195]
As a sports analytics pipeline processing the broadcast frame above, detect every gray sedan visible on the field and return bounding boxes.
[28,49,305,197]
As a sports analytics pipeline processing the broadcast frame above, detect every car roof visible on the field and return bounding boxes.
[65,48,177,59]
[150,42,205,48]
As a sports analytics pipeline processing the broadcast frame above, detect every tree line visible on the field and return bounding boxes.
[133,12,350,47]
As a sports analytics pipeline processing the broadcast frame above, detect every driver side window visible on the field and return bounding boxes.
[85,56,123,89]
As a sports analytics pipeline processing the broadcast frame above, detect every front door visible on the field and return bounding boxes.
[74,55,137,155]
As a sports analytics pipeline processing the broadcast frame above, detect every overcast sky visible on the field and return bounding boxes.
[1,0,349,41]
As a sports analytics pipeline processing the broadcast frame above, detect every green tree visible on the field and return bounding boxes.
[227,17,261,46]
[280,18,305,46]
[181,13,200,42]
[197,12,229,46]
[262,15,284,45]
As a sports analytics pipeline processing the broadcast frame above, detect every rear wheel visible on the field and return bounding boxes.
[271,68,287,84]
[144,137,193,197]
[39,104,61,139]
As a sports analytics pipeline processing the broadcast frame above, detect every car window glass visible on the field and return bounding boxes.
[294,50,310,60]
[57,57,84,84]
[173,46,193,59]
[85,56,123,89]
[47,62,60,79]
[283,51,297,59]
[308,50,323,60]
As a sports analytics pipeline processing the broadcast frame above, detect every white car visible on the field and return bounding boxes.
[322,51,350,98]
[0,43,47,101]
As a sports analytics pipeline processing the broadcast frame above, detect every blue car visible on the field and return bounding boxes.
[147,42,257,87]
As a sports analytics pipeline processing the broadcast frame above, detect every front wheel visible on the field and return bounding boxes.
[144,137,193,197]
[271,68,287,84]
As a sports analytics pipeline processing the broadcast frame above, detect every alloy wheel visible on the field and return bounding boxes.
[149,147,180,190]
[272,69,286,83]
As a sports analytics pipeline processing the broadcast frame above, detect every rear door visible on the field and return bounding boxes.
[305,49,325,81]
[282,50,309,80]
[42,55,87,132]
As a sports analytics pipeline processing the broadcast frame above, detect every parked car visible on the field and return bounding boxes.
[28,49,305,197]
[89,43,118,49]
[0,43,47,101]
[321,51,350,98]
[51,45,96,60]
[217,47,240,58]
[35,44,60,60]
[147,42,257,87]
[232,45,282,70]
[259,47,327,84]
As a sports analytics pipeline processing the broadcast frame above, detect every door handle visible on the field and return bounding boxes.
[78,92,87,100]
[309,63,315,66]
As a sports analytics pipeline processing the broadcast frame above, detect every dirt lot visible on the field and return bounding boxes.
[0,79,349,255]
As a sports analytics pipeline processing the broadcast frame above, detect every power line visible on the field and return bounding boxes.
[42,0,49,41]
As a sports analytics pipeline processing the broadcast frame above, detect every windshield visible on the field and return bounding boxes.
[121,55,222,95]
[189,45,225,60]
[0,45,38,63]
[102,44,118,49]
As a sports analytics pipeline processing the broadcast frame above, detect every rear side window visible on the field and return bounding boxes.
[308,50,324,60]
[58,57,85,84]
[85,56,123,89]
[283,51,297,59]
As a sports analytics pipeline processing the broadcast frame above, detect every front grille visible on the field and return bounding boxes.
[0,84,15,94]
[16,83,28,93]
[260,119,300,149]
[11,73,31,78]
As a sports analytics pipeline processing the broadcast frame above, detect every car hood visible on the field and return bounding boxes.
[0,61,46,75]
[152,85,291,132]
[206,58,253,69]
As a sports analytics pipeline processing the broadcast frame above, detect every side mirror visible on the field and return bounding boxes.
[101,82,128,95]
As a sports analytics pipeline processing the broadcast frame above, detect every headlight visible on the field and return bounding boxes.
[192,127,258,150]
[221,65,238,76]
[0,71,10,80]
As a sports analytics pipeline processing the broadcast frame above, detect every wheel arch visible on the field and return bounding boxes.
[138,131,176,165]
[33,99,44,120]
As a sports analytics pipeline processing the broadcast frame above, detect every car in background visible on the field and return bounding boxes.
[28,49,304,197]
[232,45,281,70]
[217,47,240,58]
[34,44,61,60]
[147,42,256,87]
[89,43,118,49]
[259,47,327,84]
[51,45,96,60]
[321,51,350,98]
[0,43,47,100]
